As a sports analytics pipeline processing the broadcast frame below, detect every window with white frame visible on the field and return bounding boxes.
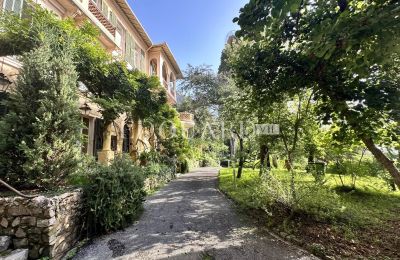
[140,50,145,72]
[101,2,117,27]
[3,0,24,14]
[125,33,136,68]
[135,47,140,70]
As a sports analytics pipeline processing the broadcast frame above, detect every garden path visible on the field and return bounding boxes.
[74,167,317,260]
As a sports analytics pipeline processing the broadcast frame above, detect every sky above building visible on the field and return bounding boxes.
[128,0,248,73]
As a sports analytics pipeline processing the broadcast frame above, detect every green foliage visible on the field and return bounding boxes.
[0,21,82,189]
[85,156,145,234]
[306,163,326,183]
[142,162,175,193]
[219,168,400,227]
[228,0,400,187]
[179,158,190,173]
[159,115,190,159]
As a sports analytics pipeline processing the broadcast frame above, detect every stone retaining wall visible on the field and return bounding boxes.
[0,190,83,259]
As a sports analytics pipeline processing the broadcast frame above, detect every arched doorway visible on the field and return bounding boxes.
[169,72,175,95]
[162,62,168,89]
[122,124,130,153]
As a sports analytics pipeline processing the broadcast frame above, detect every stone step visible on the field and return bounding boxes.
[0,236,11,252]
[1,249,28,260]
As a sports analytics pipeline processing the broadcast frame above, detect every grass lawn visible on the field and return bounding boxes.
[219,168,400,259]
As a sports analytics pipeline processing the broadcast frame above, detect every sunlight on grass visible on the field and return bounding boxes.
[219,168,400,227]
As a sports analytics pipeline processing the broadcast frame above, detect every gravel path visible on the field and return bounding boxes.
[75,167,317,260]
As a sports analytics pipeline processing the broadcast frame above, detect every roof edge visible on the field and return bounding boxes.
[151,43,183,79]
[115,0,153,48]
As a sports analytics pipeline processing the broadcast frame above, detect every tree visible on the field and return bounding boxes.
[230,0,400,188]
[126,71,170,160]
[0,6,177,163]
[0,24,82,189]
[177,65,229,166]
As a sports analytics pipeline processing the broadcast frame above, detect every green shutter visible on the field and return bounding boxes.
[14,0,22,14]
[125,34,135,67]
[3,0,14,11]
[102,3,108,17]
[110,12,117,27]
[132,41,136,69]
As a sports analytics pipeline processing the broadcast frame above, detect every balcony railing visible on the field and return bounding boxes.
[179,112,194,122]
[88,0,116,37]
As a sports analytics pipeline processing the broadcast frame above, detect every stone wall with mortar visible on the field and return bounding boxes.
[0,190,83,259]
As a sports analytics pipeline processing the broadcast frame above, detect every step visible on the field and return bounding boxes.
[0,236,11,252]
[1,249,28,260]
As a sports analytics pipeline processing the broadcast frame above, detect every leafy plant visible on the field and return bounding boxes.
[0,21,82,190]
[142,162,175,192]
[85,156,145,234]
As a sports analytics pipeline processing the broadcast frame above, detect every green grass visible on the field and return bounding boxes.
[219,168,400,226]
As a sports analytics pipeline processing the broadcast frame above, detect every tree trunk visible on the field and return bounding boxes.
[362,137,400,189]
[237,137,244,179]
[308,151,314,163]
[259,144,268,176]
[129,119,140,161]
[266,150,271,169]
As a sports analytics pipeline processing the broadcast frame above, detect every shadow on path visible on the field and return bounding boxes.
[75,168,317,260]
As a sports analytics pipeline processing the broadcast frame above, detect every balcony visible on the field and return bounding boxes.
[179,112,195,129]
[88,0,116,37]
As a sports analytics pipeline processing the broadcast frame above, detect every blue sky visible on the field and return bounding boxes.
[128,0,248,72]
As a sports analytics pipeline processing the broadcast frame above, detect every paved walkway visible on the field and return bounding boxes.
[75,168,317,260]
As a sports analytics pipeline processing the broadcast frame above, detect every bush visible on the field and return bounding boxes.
[200,153,219,167]
[142,162,175,192]
[306,162,326,183]
[85,155,145,234]
[179,158,190,173]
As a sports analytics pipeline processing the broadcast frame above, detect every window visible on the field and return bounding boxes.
[109,11,117,27]
[101,2,108,17]
[116,21,125,48]
[81,117,90,154]
[92,0,102,7]
[169,72,175,93]
[135,46,140,70]
[101,2,117,27]
[140,50,145,72]
[3,0,24,14]
[125,33,136,68]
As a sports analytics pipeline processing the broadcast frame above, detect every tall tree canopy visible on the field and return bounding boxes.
[228,0,400,187]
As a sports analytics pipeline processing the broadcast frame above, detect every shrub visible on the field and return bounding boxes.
[306,162,326,183]
[85,155,145,234]
[0,28,82,190]
[200,153,219,167]
[142,162,175,192]
[179,158,189,173]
